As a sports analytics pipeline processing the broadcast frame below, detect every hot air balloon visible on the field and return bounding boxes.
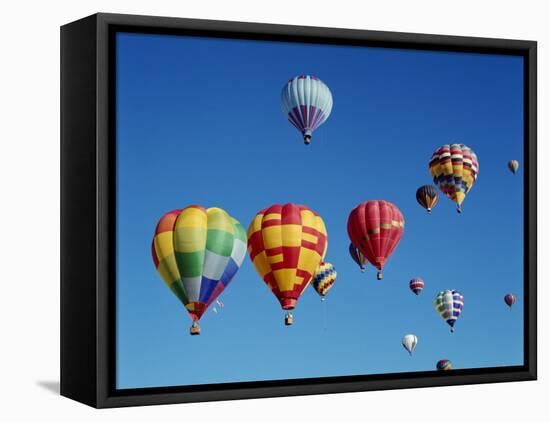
[508,160,519,175]
[434,289,464,332]
[416,185,439,213]
[347,200,405,280]
[402,334,418,356]
[281,75,333,145]
[409,278,425,295]
[311,262,337,300]
[429,144,479,213]
[152,206,247,335]
[247,203,328,325]
[349,243,368,272]
[504,293,516,309]
[436,359,452,371]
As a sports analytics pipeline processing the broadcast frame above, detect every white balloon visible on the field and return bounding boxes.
[402,334,418,355]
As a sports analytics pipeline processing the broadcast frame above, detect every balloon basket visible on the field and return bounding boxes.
[190,322,201,336]
[303,136,311,145]
[285,313,294,326]
[377,272,383,280]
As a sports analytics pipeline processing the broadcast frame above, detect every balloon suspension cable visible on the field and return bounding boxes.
[322,298,327,332]
[303,135,311,145]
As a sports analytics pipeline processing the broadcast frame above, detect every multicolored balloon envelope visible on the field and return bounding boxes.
[409,278,425,295]
[281,75,333,144]
[416,185,439,214]
[429,143,479,213]
[349,243,368,272]
[434,289,464,332]
[347,200,405,280]
[311,262,337,300]
[247,203,328,325]
[508,160,519,175]
[436,359,452,371]
[152,206,247,335]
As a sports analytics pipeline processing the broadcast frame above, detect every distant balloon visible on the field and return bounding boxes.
[349,243,368,272]
[436,359,452,371]
[402,334,418,356]
[434,289,464,332]
[409,278,425,296]
[312,262,337,300]
[508,160,519,175]
[247,203,328,325]
[347,200,405,280]
[152,206,247,335]
[504,293,516,309]
[281,75,333,144]
[429,144,479,213]
[416,185,439,213]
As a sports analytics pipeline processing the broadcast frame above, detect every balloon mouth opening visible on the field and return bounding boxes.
[280,298,297,310]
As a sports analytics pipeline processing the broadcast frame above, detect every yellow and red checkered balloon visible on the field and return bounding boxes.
[247,204,328,318]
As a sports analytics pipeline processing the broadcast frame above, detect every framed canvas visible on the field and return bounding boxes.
[60,13,537,408]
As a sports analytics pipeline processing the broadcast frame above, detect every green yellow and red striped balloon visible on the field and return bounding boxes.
[152,205,246,335]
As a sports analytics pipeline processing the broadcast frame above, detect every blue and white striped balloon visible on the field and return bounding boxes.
[434,290,464,332]
[281,75,333,144]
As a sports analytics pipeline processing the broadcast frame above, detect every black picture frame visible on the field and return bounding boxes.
[60,12,537,408]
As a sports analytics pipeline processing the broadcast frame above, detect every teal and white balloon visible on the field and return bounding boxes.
[281,75,333,145]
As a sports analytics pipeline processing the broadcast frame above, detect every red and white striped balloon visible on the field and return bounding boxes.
[409,278,425,295]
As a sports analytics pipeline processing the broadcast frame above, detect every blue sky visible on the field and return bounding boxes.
[115,32,524,389]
